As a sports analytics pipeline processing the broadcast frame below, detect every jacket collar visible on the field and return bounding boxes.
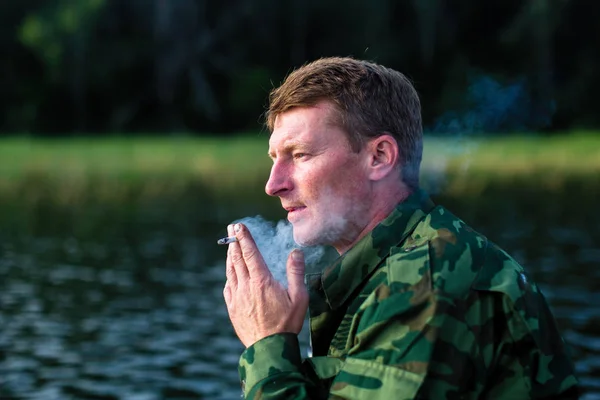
[317,189,435,310]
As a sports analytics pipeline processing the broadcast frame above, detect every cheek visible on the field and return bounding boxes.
[330,167,366,195]
[295,168,322,196]
[298,157,366,200]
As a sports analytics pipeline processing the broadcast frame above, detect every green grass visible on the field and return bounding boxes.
[422,131,600,196]
[0,132,598,204]
[0,134,270,180]
[0,134,273,204]
[424,131,598,167]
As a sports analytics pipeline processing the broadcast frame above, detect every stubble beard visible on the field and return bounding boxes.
[292,202,362,248]
[293,216,346,247]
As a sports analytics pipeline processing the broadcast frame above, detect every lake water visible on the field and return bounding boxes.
[0,188,598,399]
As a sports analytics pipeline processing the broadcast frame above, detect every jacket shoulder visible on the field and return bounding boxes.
[398,205,489,298]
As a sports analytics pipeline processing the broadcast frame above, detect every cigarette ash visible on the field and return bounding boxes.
[233,215,329,287]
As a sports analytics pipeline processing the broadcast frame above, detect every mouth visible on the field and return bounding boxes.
[284,205,307,221]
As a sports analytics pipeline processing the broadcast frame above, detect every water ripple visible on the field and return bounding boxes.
[0,218,597,398]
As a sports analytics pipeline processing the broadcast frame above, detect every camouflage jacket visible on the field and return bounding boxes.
[238,190,579,399]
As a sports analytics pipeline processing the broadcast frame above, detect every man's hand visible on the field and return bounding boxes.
[223,223,309,348]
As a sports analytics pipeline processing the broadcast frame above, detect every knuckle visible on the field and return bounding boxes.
[243,248,258,263]
[292,289,309,306]
[223,288,231,303]
[253,275,271,290]
[231,252,244,265]
[287,263,304,275]
[226,272,235,282]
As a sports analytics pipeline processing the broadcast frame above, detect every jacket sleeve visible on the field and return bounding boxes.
[238,249,580,399]
[237,276,443,399]
[238,327,431,400]
[469,248,580,399]
[475,292,580,399]
[236,240,461,399]
[238,333,324,399]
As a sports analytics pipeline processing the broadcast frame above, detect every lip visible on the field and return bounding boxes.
[283,204,305,212]
[285,206,307,222]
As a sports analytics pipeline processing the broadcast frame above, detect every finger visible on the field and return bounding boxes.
[286,249,309,307]
[229,223,249,281]
[223,282,232,304]
[225,225,238,288]
[235,223,270,277]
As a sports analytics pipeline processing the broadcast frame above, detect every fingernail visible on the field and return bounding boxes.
[234,224,241,233]
[292,249,304,262]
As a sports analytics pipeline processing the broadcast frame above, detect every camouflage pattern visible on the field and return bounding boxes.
[238,190,579,399]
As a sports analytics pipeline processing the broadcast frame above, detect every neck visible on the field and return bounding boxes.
[333,184,413,254]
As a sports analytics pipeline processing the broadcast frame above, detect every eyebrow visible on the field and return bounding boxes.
[268,141,306,159]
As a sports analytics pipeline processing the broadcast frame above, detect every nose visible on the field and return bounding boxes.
[265,160,292,197]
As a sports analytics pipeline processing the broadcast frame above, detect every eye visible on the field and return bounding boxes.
[293,152,308,159]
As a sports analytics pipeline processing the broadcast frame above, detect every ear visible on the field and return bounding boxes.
[365,134,400,181]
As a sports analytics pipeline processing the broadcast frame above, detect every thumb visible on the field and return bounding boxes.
[287,249,308,304]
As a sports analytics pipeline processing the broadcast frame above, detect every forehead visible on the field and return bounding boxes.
[268,103,340,151]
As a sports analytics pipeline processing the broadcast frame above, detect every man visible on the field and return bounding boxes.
[223,57,579,399]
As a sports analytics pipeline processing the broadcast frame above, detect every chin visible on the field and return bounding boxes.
[293,227,318,247]
[293,229,334,247]
[293,233,318,247]
[292,217,348,247]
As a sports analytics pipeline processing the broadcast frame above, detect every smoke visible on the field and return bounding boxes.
[419,135,481,195]
[232,215,329,287]
[430,73,556,134]
[421,72,556,194]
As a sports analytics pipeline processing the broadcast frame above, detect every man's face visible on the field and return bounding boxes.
[265,102,372,250]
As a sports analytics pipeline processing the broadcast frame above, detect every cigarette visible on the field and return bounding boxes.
[217,236,239,245]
